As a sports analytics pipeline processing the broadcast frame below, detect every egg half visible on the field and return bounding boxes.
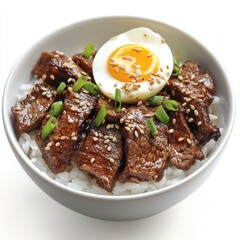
[92,27,173,103]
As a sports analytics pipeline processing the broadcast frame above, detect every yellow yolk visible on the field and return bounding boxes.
[107,44,159,83]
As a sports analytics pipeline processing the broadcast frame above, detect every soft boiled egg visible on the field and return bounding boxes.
[92,27,173,103]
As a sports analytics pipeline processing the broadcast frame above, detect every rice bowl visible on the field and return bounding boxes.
[2,16,235,220]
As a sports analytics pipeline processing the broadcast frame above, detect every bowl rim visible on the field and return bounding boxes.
[2,15,236,201]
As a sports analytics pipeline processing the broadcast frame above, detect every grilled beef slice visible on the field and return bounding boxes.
[12,83,57,136]
[119,105,169,183]
[168,107,204,170]
[74,122,123,192]
[32,51,84,86]
[36,87,97,174]
[167,61,221,145]
[72,52,95,78]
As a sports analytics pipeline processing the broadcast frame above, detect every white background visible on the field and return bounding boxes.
[0,1,239,239]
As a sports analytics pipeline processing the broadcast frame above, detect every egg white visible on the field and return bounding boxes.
[92,27,174,103]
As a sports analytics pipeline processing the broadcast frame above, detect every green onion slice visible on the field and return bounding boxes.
[49,101,63,117]
[84,82,100,96]
[41,116,57,141]
[171,56,180,77]
[115,88,122,112]
[83,42,95,58]
[148,95,164,106]
[155,105,169,124]
[147,119,158,136]
[95,104,107,127]
[56,82,66,94]
[73,76,87,92]
[164,99,178,111]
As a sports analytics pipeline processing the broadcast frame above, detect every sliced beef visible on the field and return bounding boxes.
[36,87,97,174]
[166,61,220,145]
[12,83,57,136]
[168,107,204,170]
[74,122,123,192]
[119,106,169,183]
[72,52,95,78]
[32,51,85,86]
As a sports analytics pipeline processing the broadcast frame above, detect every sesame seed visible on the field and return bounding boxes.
[127,115,134,120]
[90,158,95,163]
[93,137,98,142]
[71,136,77,141]
[14,106,22,111]
[178,75,183,80]
[104,135,109,139]
[71,132,76,137]
[46,142,53,147]
[187,138,192,144]
[188,118,194,123]
[120,118,125,124]
[98,133,103,138]
[182,102,187,107]
[112,136,117,142]
[139,129,145,134]
[60,136,67,140]
[55,142,60,147]
[172,118,176,124]
[106,124,111,129]
[134,130,139,138]
[44,146,50,151]
[115,124,120,129]
[107,146,112,151]
[194,110,199,116]
[186,109,191,114]
[104,139,110,144]
[114,66,119,73]
[190,104,195,110]
[178,137,184,142]
[50,74,55,80]
[114,82,118,87]
[94,132,98,137]
[147,53,153,57]
[137,101,143,106]
[190,74,195,80]
[42,92,47,96]
[184,97,192,102]
[168,129,174,133]
[42,74,47,80]
[109,158,115,163]
[197,121,202,126]
[198,79,205,83]
[125,127,131,132]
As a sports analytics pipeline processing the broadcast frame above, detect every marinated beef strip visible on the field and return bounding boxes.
[36,87,97,174]
[167,61,221,145]
[168,107,204,170]
[119,106,169,183]
[11,83,57,136]
[72,52,95,78]
[74,122,123,192]
[32,51,84,86]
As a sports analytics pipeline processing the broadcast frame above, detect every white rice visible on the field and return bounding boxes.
[17,81,223,195]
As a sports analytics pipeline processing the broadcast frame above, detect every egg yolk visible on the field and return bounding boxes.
[107,44,159,83]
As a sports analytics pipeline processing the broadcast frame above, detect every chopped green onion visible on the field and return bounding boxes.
[115,88,122,112]
[148,95,164,106]
[73,76,87,92]
[171,57,180,77]
[147,119,158,136]
[49,101,63,116]
[155,105,169,124]
[84,82,100,96]
[56,82,66,94]
[164,99,178,111]
[41,116,57,141]
[83,42,95,58]
[95,104,107,127]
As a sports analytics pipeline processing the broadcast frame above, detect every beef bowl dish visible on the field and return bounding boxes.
[2,16,235,220]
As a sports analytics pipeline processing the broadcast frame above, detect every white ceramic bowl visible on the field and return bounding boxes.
[2,16,235,221]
